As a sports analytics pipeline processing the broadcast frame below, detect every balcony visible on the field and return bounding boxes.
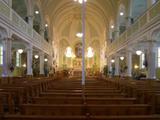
[0,1,52,55]
[108,1,160,55]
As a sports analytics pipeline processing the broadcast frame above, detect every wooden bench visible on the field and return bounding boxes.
[21,104,85,116]
[87,104,151,116]
[40,92,125,98]
[32,97,83,104]
[85,93,126,98]
[85,98,136,104]
[0,92,14,114]
[2,115,160,120]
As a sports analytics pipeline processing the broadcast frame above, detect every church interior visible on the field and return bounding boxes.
[0,0,160,119]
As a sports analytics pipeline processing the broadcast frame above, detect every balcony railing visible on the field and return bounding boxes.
[108,1,160,55]
[0,1,52,55]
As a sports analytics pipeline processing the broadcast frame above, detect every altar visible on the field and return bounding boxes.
[73,58,82,69]
[72,58,82,76]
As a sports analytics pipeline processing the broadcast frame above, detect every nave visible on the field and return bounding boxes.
[0,76,160,120]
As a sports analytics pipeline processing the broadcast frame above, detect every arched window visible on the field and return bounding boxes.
[33,5,42,33]
[130,0,147,21]
[12,0,28,22]
[117,4,126,35]
[109,20,115,42]
[0,45,3,65]
[44,23,49,42]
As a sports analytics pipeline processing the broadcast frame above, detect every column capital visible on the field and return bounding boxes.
[26,45,33,50]
[3,37,13,41]
[40,28,45,32]
[39,51,44,56]
[27,15,34,18]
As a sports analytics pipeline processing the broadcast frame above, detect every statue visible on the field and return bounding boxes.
[75,43,82,58]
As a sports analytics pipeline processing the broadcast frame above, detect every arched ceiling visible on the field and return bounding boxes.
[40,0,118,25]
[40,0,119,47]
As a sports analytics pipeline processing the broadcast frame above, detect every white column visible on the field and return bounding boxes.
[2,38,12,77]
[107,57,112,73]
[8,0,12,7]
[115,56,119,75]
[147,44,156,79]
[81,0,86,85]
[27,15,33,26]
[48,56,52,67]
[40,52,44,75]
[126,51,132,77]
[27,45,33,75]
[40,26,45,37]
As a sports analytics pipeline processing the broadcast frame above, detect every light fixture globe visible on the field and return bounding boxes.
[35,10,39,14]
[34,55,39,59]
[111,25,114,29]
[136,50,142,56]
[22,64,26,67]
[45,24,48,27]
[111,59,115,63]
[134,65,139,69]
[44,58,48,62]
[120,12,124,16]
[74,0,87,4]
[120,56,124,60]
[17,49,23,54]
[76,33,83,38]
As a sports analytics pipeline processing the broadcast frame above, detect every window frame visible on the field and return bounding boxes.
[16,51,21,67]
[0,46,3,65]
[157,48,160,67]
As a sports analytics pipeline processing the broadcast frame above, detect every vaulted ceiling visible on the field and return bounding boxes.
[39,1,118,53]
[39,0,120,68]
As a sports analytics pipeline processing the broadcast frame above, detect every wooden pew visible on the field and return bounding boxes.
[21,104,85,116]
[155,94,160,114]
[85,97,136,104]
[32,97,83,104]
[87,104,151,116]
[40,92,126,98]
[85,93,126,98]
[2,115,160,120]
[32,97,136,105]
[20,104,151,116]
[0,92,14,114]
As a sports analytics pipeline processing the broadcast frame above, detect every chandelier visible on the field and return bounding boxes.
[74,0,87,4]
[65,47,72,58]
[87,47,94,58]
